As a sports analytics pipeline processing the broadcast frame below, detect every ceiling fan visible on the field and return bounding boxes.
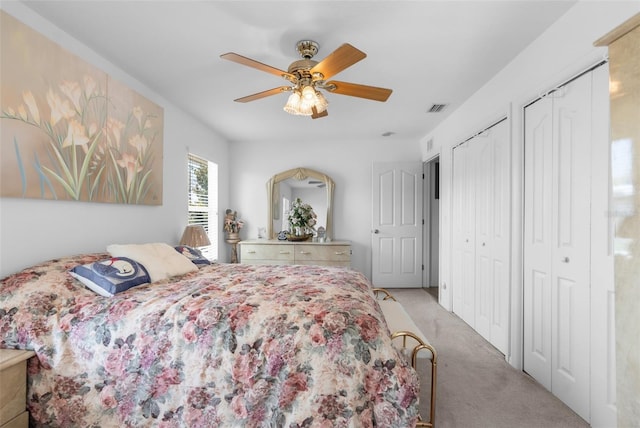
[220,40,393,119]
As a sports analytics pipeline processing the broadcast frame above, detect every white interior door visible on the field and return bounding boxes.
[489,121,511,355]
[524,95,554,390]
[550,74,591,421]
[475,135,493,341]
[452,143,476,326]
[476,121,511,355]
[452,148,464,313]
[453,120,511,354]
[372,162,423,288]
[524,72,593,421]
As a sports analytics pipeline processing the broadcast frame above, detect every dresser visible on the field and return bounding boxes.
[0,349,35,428]
[239,240,351,267]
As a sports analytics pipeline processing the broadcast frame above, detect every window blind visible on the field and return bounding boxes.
[187,153,218,260]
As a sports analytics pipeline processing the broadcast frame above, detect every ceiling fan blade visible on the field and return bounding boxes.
[221,52,296,81]
[310,44,366,80]
[324,81,392,102]
[234,87,290,103]
[311,106,328,119]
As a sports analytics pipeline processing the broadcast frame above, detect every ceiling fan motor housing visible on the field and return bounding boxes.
[296,40,319,59]
[287,59,319,80]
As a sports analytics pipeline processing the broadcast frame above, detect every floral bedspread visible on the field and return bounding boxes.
[0,254,420,427]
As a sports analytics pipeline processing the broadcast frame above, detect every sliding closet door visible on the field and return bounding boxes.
[474,138,493,338]
[551,73,591,420]
[452,119,510,354]
[523,96,554,390]
[452,142,477,327]
[524,72,593,421]
[487,121,511,354]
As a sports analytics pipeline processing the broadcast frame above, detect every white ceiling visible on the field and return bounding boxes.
[21,1,577,144]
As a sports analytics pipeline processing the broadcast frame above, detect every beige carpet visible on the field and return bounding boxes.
[390,288,589,428]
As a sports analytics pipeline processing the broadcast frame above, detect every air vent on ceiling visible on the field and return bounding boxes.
[427,103,448,113]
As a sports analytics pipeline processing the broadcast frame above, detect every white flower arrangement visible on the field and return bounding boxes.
[287,198,317,234]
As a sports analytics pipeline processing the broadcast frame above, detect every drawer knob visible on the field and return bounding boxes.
[335,251,345,255]
[247,250,256,254]
[300,251,311,255]
[279,251,290,254]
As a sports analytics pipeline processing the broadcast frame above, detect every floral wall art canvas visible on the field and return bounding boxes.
[0,11,163,205]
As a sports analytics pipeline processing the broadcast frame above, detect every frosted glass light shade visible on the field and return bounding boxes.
[284,87,327,116]
[284,92,302,115]
[301,85,316,101]
[314,91,328,113]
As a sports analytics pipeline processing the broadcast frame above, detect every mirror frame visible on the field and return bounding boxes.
[266,167,335,240]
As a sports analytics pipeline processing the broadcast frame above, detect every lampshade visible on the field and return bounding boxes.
[297,98,314,116]
[180,225,211,247]
[314,90,328,113]
[301,85,316,101]
[284,91,302,115]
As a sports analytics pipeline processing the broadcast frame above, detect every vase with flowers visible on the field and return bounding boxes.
[286,198,316,241]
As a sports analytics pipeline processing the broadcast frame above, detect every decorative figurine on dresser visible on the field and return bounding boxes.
[223,209,243,263]
[239,167,351,267]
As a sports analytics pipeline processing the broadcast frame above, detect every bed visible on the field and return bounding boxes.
[0,250,420,427]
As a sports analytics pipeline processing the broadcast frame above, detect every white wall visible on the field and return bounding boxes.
[421,0,640,368]
[0,3,230,277]
[229,138,421,278]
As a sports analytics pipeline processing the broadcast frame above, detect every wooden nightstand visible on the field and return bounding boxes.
[0,349,35,428]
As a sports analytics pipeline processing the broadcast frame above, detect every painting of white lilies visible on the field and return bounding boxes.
[1,11,163,205]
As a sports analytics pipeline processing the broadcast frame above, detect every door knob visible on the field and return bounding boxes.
[374,229,380,234]
[561,257,570,263]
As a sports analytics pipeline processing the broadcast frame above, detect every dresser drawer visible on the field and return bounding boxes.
[240,243,294,262]
[294,245,351,263]
[240,241,351,267]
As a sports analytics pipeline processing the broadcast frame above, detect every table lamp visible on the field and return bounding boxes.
[179,225,211,248]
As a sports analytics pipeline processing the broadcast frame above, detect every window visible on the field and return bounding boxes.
[187,153,218,260]
[281,196,291,232]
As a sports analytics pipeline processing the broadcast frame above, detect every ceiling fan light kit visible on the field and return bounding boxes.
[221,40,392,119]
[284,83,328,117]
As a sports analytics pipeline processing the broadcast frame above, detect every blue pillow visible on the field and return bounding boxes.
[70,257,151,297]
[174,245,211,266]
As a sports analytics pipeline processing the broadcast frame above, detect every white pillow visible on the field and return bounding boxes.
[107,242,198,282]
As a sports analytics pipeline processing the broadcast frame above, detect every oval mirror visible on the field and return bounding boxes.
[266,167,335,240]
